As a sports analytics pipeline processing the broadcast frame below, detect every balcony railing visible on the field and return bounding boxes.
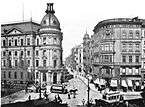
[93,61,141,66]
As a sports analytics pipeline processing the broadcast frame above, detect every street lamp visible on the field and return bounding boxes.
[39,71,42,99]
[87,74,92,107]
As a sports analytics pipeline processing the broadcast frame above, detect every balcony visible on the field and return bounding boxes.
[93,62,141,67]
[119,62,141,67]
[93,61,115,66]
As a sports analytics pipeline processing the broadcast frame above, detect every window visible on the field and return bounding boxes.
[9,51,11,56]
[36,72,39,79]
[129,30,133,38]
[36,60,39,67]
[15,51,17,56]
[43,20,46,24]
[21,72,23,79]
[43,50,46,56]
[122,56,126,63]
[129,56,132,63]
[43,60,46,67]
[8,72,11,78]
[110,55,112,62]
[122,44,126,51]
[14,39,17,46]
[53,60,57,68]
[27,38,30,45]
[54,38,57,42]
[14,72,17,79]
[27,51,30,56]
[135,44,139,49]
[27,60,30,66]
[37,39,39,45]
[3,40,6,46]
[9,40,11,46]
[43,37,46,45]
[15,60,18,66]
[9,60,12,67]
[3,51,6,56]
[43,73,46,81]
[36,50,39,56]
[129,44,133,51]
[135,56,139,63]
[122,30,127,38]
[3,71,6,78]
[20,51,23,56]
[136,30,140,38]
[3,60,6,67]
[21,39,23,46]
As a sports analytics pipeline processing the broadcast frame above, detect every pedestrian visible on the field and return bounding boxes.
[82,99,85,106]
[28,95,31,101]
[57,94,62,103]
[68,93,70,99]
[54,95,57,102]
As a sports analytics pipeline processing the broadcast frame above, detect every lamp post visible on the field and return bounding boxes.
[39,71,42,99]
[87,74,92,107]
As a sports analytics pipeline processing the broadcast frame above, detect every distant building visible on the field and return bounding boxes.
[65,32,92,76]
[91,17,145,88]
[1,3,65,94]
[83,32,92,75]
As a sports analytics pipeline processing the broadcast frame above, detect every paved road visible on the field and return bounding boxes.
[48,77,102,107]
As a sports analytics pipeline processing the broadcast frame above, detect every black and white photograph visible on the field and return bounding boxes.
[1,0,145,107]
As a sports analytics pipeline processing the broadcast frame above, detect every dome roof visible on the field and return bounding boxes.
[40,3,60,29]
[83,32,90,39]
[41,13,60,28]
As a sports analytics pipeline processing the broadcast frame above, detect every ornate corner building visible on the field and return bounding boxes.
[1,3,64,94]
[91,18,145,86]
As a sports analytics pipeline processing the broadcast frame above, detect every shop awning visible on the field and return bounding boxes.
[121,80,127,87]
[127,79,133,87]
[100,79,106,85]
[110,80,118,87]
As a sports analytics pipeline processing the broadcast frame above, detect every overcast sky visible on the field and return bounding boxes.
[1,0,145,60]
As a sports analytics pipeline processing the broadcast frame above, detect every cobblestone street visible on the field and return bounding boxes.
[48,77,102,107]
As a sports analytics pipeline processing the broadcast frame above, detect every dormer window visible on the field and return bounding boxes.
[43,20,46,24]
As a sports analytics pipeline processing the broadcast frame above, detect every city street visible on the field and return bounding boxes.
[48,77,102,107]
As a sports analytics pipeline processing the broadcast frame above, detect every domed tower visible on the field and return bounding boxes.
[37,3,63,84]
[83,31,90,46]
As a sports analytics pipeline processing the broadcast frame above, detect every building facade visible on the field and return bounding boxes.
[1,3,65,93]
[36,3,64,85]
[91,17,145,88]
[1,21,40,94]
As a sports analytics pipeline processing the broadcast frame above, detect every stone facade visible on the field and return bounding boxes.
[1,3,65,91]
[91,17,145,87]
